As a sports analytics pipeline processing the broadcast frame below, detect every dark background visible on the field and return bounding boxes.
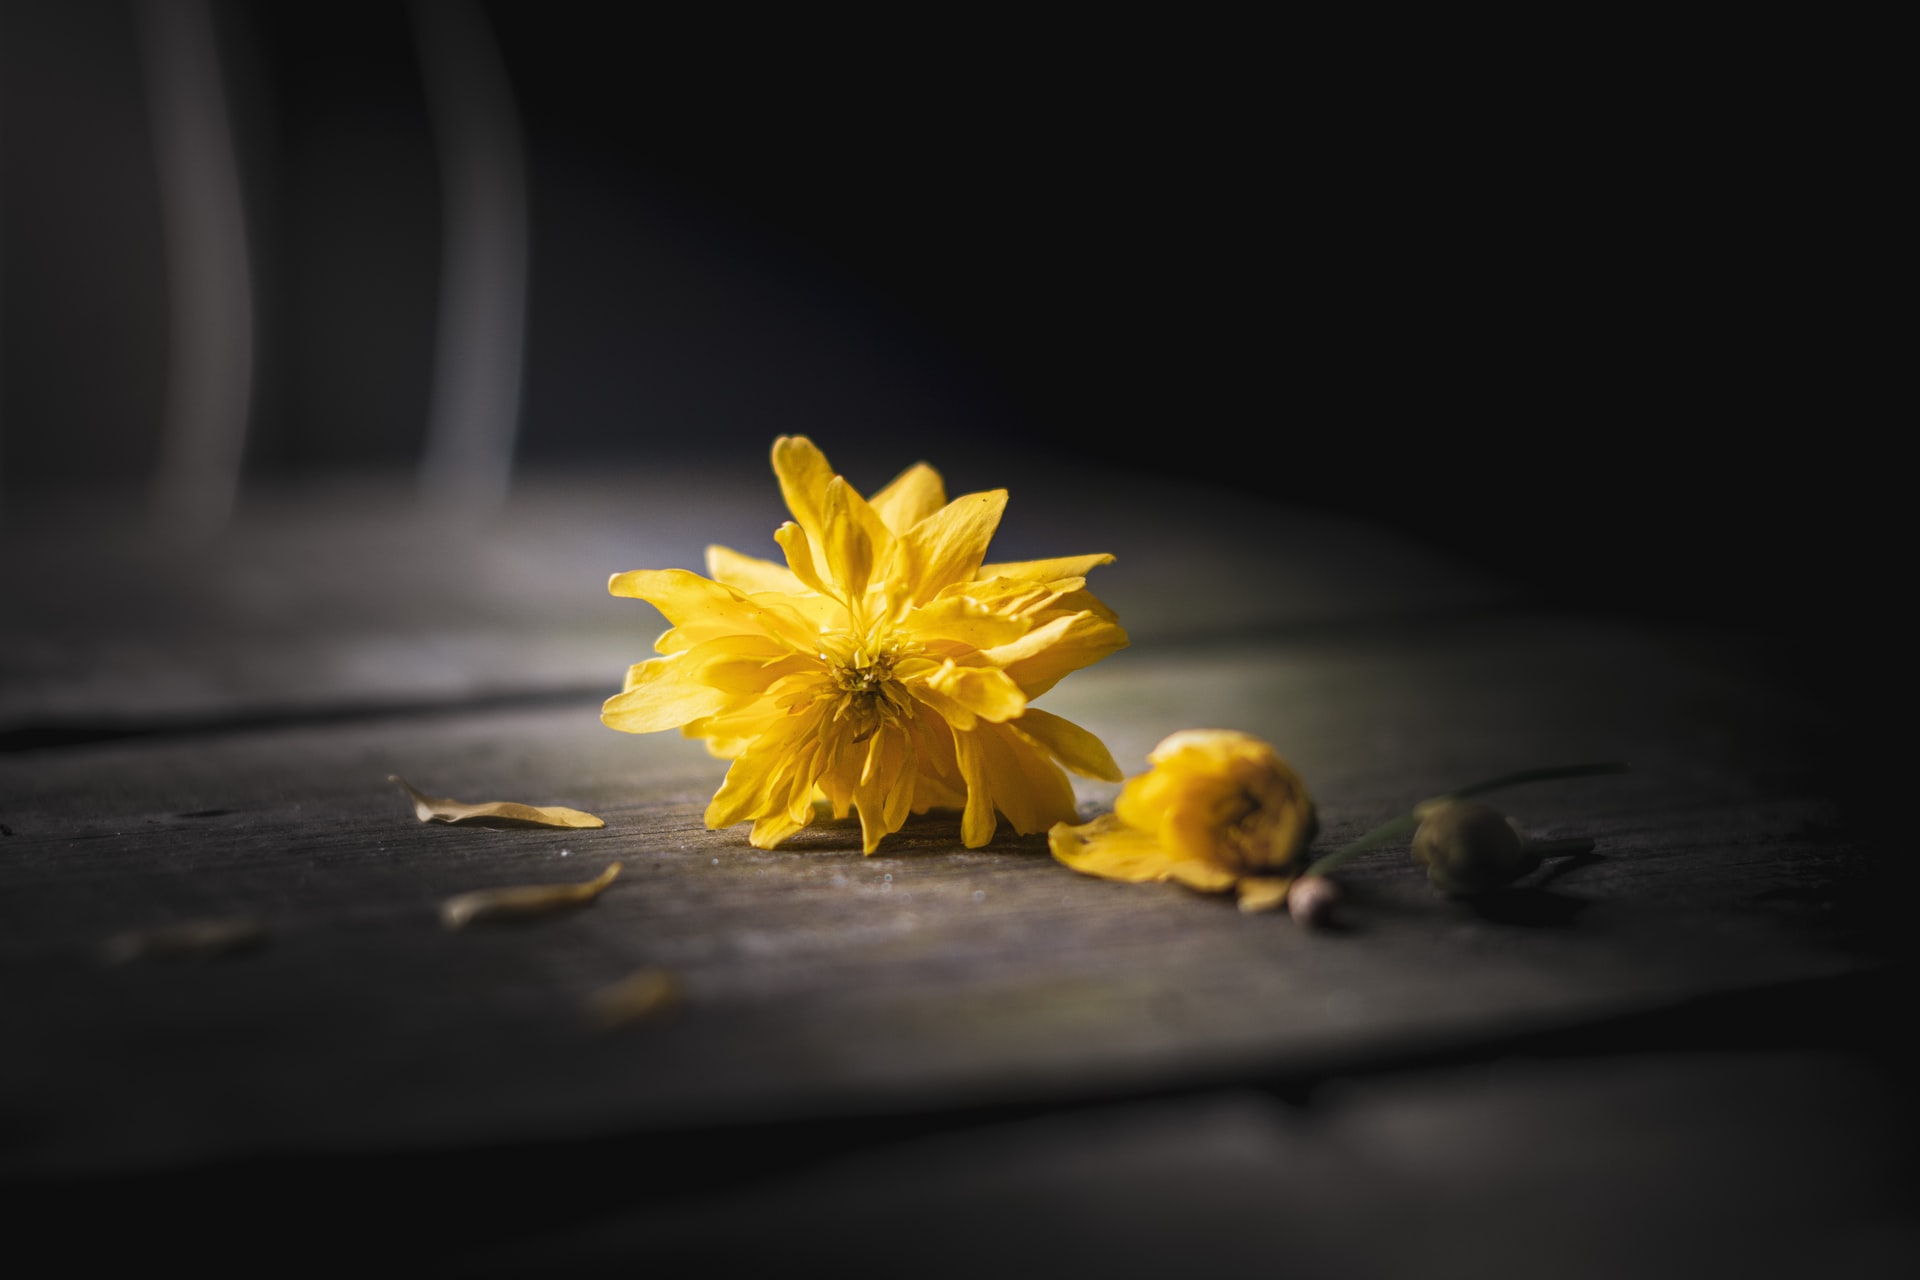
[1,2,1862,630]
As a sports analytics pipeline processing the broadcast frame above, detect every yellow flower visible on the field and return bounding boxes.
[602,436,1129,853]
[1049,729,1316,912]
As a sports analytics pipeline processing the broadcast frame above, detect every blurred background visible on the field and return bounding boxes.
[2,1,1856,625]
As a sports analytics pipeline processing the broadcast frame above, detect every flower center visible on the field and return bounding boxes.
[1212,786,1296,873]
[829,649,905,744]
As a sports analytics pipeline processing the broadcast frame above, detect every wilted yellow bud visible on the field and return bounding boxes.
[1116,729,1316,875]
[1051,728,1316,911]
[1410,799,1540,895]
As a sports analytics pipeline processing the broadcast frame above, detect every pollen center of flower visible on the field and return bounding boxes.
[829,650,905,744]
[1213,786,1294,874]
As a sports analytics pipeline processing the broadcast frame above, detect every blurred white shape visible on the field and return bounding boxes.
[410,0,529,524]
[134,0,255,542]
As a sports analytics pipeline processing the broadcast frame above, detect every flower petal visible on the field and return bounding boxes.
[1049,814,1181,882]
[895,489,1008,604]
[609,568,818,652]
[602,652,738,734]
[1236,876,1294,913]
[924,660,1027,724]
[853,727,910,853]
[771,435,836,554]
[706,705,825,829]
[1164,858,1238,894]
[952,729,1000,848]
[750,809,813,849]
[391,776,607,829]
[439,862,623,928]
[774,520,836,599]
[1009,707,1123,781]
[897,594,1035,651]
[980,611,1131,698]
[820,475,889,605]
[971,720,1077,835]
[977,553,1115,581]
[706,544,806,595]
[869,462,947,534]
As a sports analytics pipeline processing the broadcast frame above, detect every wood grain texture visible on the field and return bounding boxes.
[0,468,1902,1275]
[0,615,1870,1180]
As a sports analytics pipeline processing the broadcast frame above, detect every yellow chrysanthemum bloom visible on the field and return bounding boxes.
[603,436,1129,853]
[1049,729,1316,912]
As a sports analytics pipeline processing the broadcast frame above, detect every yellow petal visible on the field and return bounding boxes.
[897,593,1035,651]
[100,916,270,964]
[869,461,947,533]
[440,862,622,928]
[977,553,1115,581]
[924,660,1028,724]
[609,568,817,652]
[391,776,606,828]
[904,713,966,809]
[957,576,1120,625]
[774,520,835,598]
[697,651,816,697]
[706,544,806,594]
[750,809,813,848]
[820,475,888,604]
[853,728,910,853]
[771,434,836,554]
[982,611,1131,698]
[587,967,682,1029]
[1036,583,1122,624]
[1236,876,1294,914]
[895,489,1008,604]
[601,652,736,734]
[1115,766,1181,832]
[970,720,1078,835]
[1164,858,1239,894]
[1049,814,1181,882]
[705,705,825,829]
[879,730,918,832]
[953,729,1000,848]
[783,739,826,826]
[1009,707,1123,781]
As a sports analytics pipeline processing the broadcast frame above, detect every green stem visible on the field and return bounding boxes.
[1301,761,1629,880]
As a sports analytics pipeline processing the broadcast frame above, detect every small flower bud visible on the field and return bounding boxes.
[1410,799,1541,895]
[1287,874,1341,927]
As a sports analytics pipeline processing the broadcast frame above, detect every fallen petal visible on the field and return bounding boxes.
[440,862,623,929]
[587,967,682,1029]
[101,916,270,964]
[1235,876,1293,914]
[391,775,605,829]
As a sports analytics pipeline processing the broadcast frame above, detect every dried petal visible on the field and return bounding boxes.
[587,967,682,1029]
[391,775,605,829]
[101,916,270,964]
[440,861,623,929]
[1235,875,1294,914]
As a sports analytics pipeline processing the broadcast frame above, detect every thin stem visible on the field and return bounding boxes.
[1301,761,1629,880]
[1446,761,1633,801]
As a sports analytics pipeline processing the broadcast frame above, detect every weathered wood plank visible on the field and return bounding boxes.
[0,614,1870,1181]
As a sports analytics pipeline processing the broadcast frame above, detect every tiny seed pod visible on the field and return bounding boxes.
[1410,799,1541,896]
[1286,875,1342,927]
